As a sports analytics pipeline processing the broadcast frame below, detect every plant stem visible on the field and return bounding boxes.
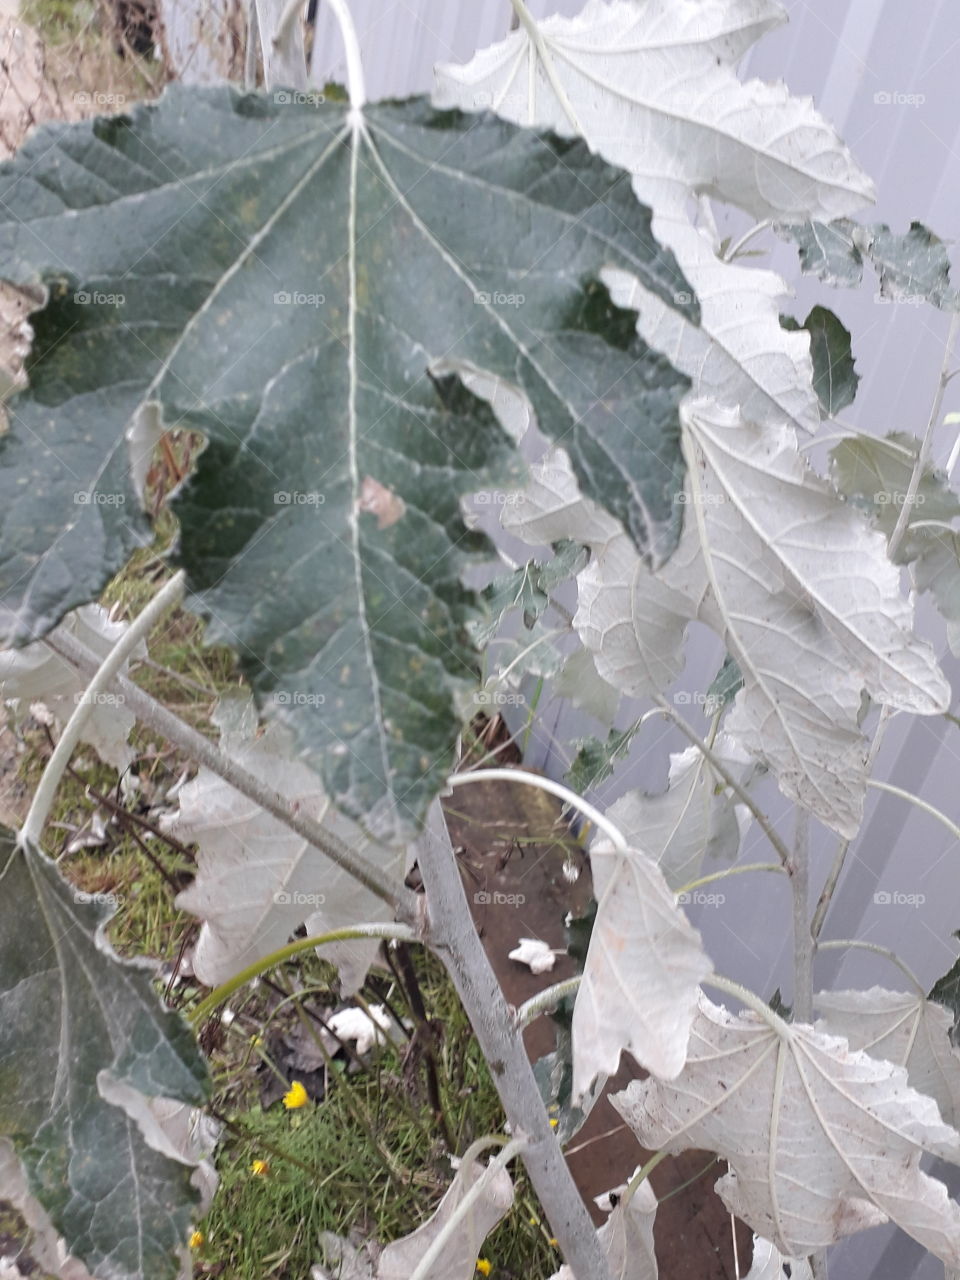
[189,924,417,1025]
[327,0,366,112]
[407,1136,528,1280]
[811,705,893,941]
[388,943,455,1151]
[416,802,615,1280]
[44,628,414,914]
[817,939,926,996]
[676,862,786,895]
[446,767,627,854]
[865,779,960,843]
[792,808,813,1022]
[656,698,794,870]
[888,310,960,559]
[515,977,582,1030]
[21,572,185,848]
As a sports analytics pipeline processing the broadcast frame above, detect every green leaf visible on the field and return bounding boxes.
[472,541,587,648]
[0,86,694,836]
[830,431,960,656]
[778,218,958,308]
[706,654,743,713]
[930,941,960,1045]
[566,724,639,794]
[781,306,858,416]
[0,829,208,1280]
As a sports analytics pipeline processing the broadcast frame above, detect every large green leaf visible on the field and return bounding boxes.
[0,85,694,835]
[0,829,208,1280]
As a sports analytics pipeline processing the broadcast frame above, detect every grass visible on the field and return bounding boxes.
[4,518,562,1280]
[193,951,562,1280]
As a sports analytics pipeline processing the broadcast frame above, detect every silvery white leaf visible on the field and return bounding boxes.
[169,698,403,995]
[573,843,712,1099]
[816,987,960,1130]
[549,1177,658,1280]
[0,604,143,770]
[614,993,960,1264]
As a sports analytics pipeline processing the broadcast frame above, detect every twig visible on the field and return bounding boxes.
[21,573,185,848]
[43,628,414,915]
[416,802,615,1280]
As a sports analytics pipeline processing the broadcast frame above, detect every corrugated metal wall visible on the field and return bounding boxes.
[309,6,960,1276]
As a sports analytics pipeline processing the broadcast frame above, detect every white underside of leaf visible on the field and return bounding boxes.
[816,986,960,1132]
[743,1237,813,1280]
[613,993,960,1264]
[376,1155,514,1280]
[572,843,712,1098]
[601,734,749,891]
[435,0,875,443]
[681,397,948,834]
[549,1178,658,1280]
[168,698,402,994]
[0,604,143,770]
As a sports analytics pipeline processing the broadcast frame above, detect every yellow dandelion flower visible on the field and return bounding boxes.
[283,1080,309,1109]
[476,1260,492,1277]
[549,1117,559,1128]
[250,1159,269,1176]
[548,1238,558,1247]
[188,1230,204,1249]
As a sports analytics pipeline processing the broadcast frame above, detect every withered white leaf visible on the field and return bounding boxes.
[169,697,403,995]
[572,843,712,1100]
[613,993,960,1264]
[817,986,960,1130]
